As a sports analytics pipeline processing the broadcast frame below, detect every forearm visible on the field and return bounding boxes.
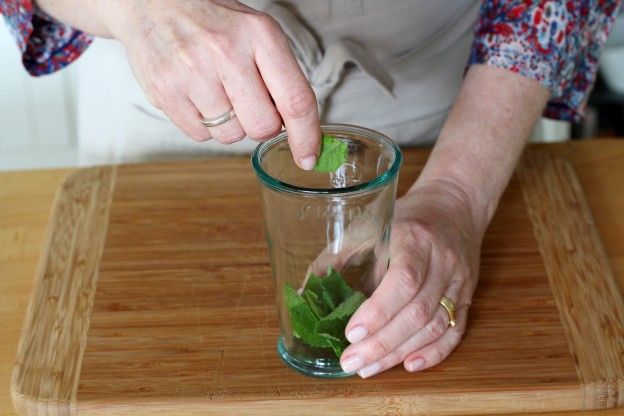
[414,64,550,231]
[35,0,119,37]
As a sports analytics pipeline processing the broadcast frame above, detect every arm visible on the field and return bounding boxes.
[340,64,548,377]
[417,64,550,233]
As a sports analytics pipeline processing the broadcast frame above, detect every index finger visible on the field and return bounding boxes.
[254,18,321,169]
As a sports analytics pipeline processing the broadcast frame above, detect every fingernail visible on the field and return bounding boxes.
[341,355,363,373]
[358,361,381,379]
[346,326,368,343]
[406,357,425,372]
[300,155,316,170]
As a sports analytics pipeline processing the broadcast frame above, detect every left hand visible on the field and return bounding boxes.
[339,178,484,377]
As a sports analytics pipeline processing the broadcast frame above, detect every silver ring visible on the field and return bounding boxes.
[200,109,236,127]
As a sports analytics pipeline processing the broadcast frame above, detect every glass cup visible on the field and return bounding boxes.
[252,124,402,378]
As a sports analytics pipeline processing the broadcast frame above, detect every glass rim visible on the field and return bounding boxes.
[251,123,402,196]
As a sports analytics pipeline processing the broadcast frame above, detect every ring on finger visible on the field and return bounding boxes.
[439,296,456,328]
[200,108,237,127]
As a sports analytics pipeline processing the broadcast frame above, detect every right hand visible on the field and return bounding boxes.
[104,0,321,169]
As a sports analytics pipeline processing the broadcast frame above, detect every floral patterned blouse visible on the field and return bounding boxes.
[1,0,621,121]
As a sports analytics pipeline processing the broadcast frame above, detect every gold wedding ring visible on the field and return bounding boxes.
[200,109,236,127]
[439,296,457,328]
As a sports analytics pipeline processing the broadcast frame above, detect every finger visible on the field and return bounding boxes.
[186,75,246,144]
[355,282,464,378]
[341,250,451,373]
[403,304,469,372]
[218,57,283,141]
[344,233,432,345]
[254,18,320,169]
[161,94,212,142]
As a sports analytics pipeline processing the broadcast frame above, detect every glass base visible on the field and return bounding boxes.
[277,337,354,378]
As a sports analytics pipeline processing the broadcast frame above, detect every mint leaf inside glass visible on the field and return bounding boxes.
[314,135,348,172]
[284,267,366,358]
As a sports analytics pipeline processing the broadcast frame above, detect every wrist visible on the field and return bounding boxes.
[406,175,494,236]
[91,0,140,41]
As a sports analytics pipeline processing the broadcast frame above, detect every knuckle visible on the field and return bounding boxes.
[425,315,447,340]
[246,116,282,140]
[278,87,317,120]
[216,130,246,144]
[394,265,422,295]
[456,264,471,282]
[408,221,434,243]
[365,299,390,325]
[448,327,465,345]
[251,12,281,37]
[443,249,459,269]
[189,132,210,142]
[368,336,392,359]
[189,130,211,142]
[404,301,432,329]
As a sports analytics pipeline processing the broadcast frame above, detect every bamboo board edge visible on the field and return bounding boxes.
[517,151,624,410]
[10,166,117,416]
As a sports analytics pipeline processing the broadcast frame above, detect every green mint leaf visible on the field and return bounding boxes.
[325,267,354,299]
[314,291,367,342]
[302,289,325,319]
[283,269,367,359]
[314,134,348,172]
[327,338,349,358]
[304,273,323,297]
[303,274,331,317]
[283,285,330,348]
[319,266,353,310]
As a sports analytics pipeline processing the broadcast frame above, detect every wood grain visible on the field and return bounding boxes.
[517,152,624,409]
[3,141,624,416]
[10,167,116,416]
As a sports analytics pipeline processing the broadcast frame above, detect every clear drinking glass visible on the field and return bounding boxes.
[252,124,402,378]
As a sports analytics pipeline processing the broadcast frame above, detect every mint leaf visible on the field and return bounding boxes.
[283,269,367,359]
[303,273,324,297]
[303,274,331,317]
[283,285,330,348]
[320,267,354,308]
[314,134,348,172]
[314,291,367,341]
[327,338,349,358]
[302,289,325,319]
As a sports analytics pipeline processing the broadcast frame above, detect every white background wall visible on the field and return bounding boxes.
[0,22,78,171]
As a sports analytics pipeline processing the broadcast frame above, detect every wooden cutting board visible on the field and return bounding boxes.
[11,150,624,416]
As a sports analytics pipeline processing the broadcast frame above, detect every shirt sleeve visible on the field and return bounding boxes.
[0,0,93,76]
[469,0,622,121]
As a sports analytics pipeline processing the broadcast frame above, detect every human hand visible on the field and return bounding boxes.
[104,0,320,168]
[339,179,484,377]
